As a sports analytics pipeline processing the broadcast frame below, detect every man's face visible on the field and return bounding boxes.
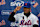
[23,7,31,13]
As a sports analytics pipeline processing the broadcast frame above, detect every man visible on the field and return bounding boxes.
[8,2,39,27]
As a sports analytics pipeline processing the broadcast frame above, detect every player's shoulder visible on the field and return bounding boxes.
[31,13,38,19]
[31,13,39,20]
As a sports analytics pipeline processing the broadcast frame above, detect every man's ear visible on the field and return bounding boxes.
[30,8,31,12]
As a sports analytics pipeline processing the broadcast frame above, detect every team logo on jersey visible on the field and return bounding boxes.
[19,20,32,25]
[20,20,25,25]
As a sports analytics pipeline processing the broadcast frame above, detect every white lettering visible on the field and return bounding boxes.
[10,1,24,6]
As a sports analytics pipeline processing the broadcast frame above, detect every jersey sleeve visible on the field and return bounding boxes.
[33,16,39,25]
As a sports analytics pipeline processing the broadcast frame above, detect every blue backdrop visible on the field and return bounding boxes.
[0,0,40,27]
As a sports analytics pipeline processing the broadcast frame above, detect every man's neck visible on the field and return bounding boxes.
[24,12,30,17]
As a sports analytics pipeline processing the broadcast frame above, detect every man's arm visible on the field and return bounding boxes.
[8,6,22,22]
[8,12,16,22]
[33,16,39,27]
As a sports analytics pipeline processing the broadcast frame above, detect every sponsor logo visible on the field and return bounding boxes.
[1,10,13,15]
[31,1,38,8]
[0,0,6,5]
[10,1,24,6]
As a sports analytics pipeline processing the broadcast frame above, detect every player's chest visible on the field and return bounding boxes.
[18,16,33,25]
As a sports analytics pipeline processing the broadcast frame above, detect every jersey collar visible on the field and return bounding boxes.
[22,12,31,18]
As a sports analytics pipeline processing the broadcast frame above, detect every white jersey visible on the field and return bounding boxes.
[12,12,39,27]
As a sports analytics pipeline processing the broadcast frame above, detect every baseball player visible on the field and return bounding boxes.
[8,2,39,27]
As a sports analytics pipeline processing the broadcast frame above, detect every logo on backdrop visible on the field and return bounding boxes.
[31,1,38,8]
[0,0,6,5]
[10,1,24,6]
[1,10,13,15]
[1,20,6,25]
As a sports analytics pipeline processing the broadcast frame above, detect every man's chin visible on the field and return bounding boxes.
[24,12,28,13]
[24,12,30,14]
